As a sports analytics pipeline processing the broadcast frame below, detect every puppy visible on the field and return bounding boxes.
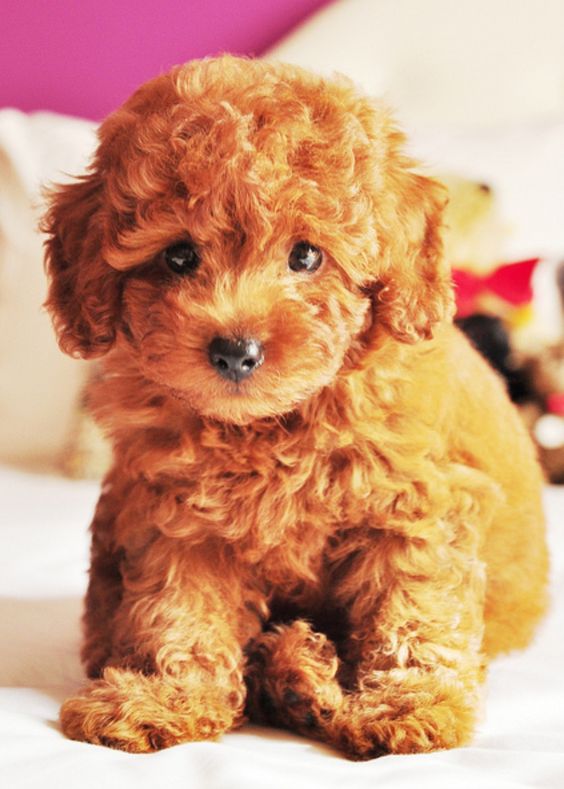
[44,56,548,758]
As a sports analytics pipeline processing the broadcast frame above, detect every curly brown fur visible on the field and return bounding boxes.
[43,56,548,758]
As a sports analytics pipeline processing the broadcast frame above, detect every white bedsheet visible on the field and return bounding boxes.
[1,465,563,788]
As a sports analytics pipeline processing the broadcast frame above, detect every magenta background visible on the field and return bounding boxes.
[2,0,330,120]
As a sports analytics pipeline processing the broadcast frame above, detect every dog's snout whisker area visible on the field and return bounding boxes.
[208,336,264,382]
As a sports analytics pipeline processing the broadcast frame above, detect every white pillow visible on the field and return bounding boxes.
[408,118,564,263]
[267,0,564,128]
[0,110,97,469]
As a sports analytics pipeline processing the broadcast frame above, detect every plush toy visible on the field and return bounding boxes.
[454,313,532,404]
[440,174,539,334]
[440,174,503,274]
[521,343,564,483]
[442,174,564,482]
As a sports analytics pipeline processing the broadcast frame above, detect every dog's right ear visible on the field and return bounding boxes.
[43,170,121,359]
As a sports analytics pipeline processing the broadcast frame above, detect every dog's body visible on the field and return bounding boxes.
[44,57,548,758]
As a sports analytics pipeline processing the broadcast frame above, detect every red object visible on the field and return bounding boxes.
[547,393,564,416]
[452,258,540,318]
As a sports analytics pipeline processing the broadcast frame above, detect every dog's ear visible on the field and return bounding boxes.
[372,166,454,344]
[43,170,121,359]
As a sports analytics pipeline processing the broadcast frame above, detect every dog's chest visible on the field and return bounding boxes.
[132,433,348,586]
[200,450,340,565]
[120,417,411,590]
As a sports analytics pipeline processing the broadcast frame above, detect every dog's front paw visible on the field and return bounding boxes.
[61,668,241,752]
[61,690,165,752]
[61,695,170,752]
[332,683,477,759]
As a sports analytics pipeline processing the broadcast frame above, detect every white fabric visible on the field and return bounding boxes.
[0,464,563,788]
[0,109,96,468]
[268,0,564,128]
[407,119,564,263]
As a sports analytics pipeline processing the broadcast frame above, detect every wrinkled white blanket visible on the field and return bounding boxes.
[1,465,563,789]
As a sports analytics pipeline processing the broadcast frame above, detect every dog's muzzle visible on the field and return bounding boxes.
[208,336,264,383]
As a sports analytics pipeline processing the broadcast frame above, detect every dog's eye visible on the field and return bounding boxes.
[163,241,200,275]
[288,242,323,273]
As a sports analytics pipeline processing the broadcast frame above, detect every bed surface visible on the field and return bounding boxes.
[1,465,563,788]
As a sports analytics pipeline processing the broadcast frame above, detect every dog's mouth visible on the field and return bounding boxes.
[161,369,274,424]
[169,379,251,401]
[138,342,268,421]
[161,364,320,425]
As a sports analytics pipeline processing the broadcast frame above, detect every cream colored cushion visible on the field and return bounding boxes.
[268,0,564,128]
[0,110,96,469]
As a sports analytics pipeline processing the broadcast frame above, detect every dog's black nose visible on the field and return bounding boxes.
[208,337,264,382]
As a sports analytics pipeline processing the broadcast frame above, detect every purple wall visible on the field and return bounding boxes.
[2,0,330,120]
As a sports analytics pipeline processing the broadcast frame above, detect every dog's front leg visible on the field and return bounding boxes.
[329,527,488,759]
[80,473,126,679]
[61,535,262,752]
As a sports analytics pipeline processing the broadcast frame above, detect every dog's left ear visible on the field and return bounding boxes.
[42,169,122,359]
[374,170,454,343]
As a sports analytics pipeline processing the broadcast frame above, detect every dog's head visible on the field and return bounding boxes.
[44,56,453,424]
